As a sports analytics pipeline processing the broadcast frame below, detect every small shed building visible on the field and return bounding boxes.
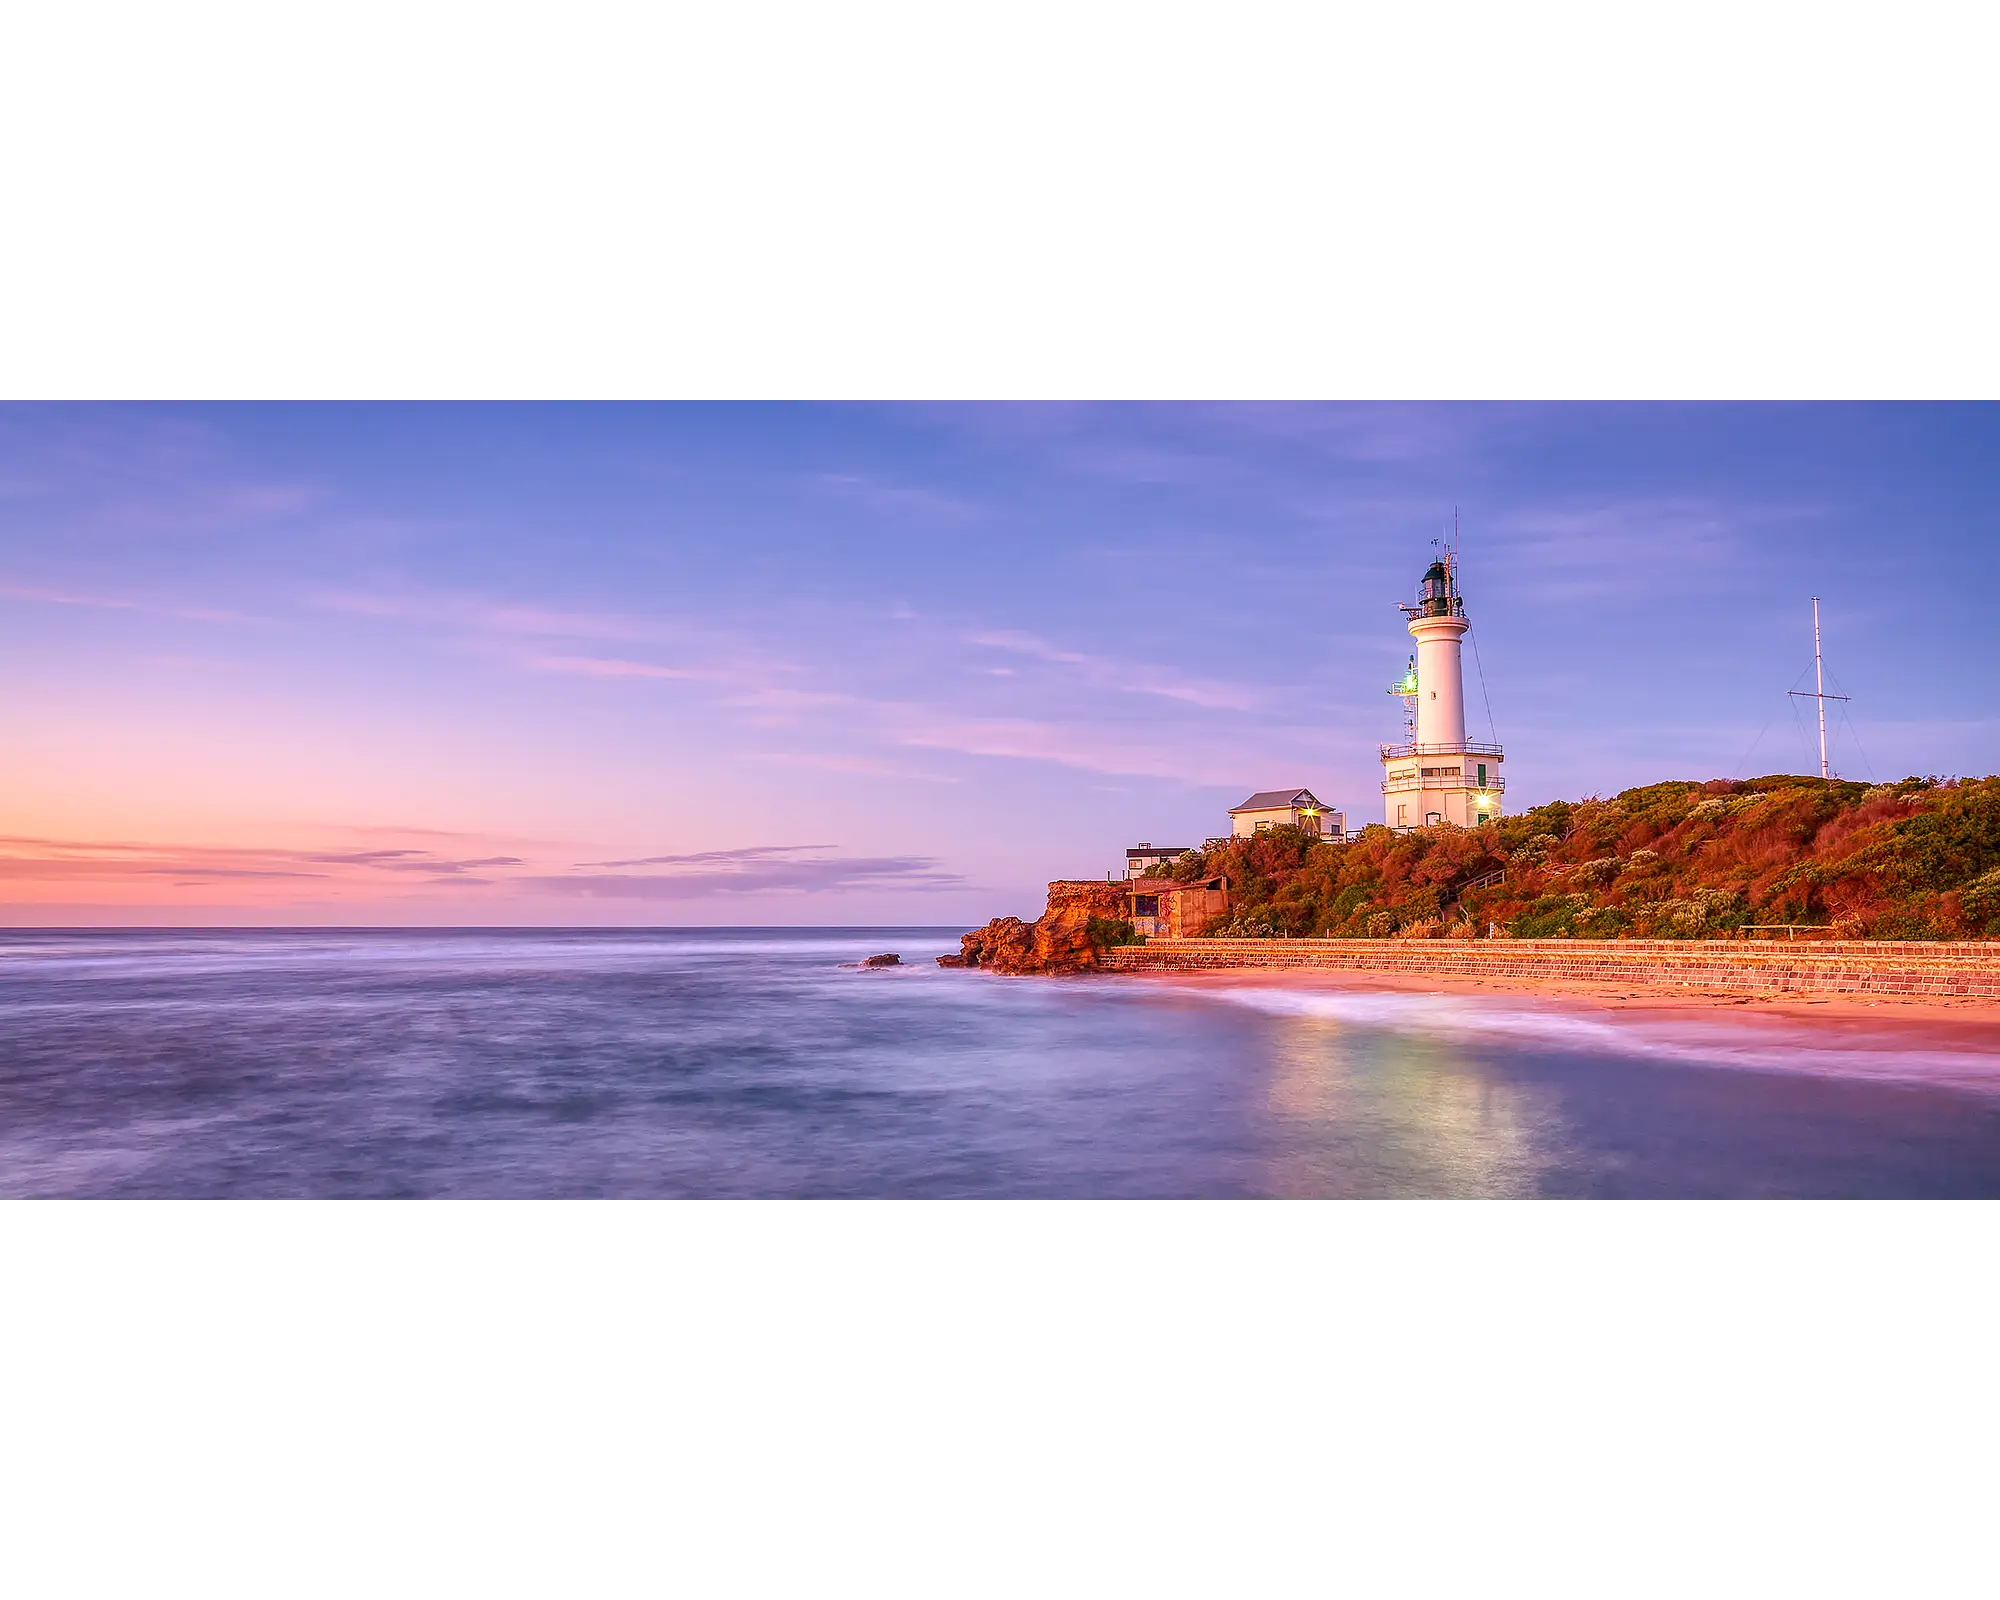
[1126,876,1229,939]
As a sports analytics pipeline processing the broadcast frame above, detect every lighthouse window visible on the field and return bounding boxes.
[1477,763,1487,786]
[1420,766,1461,778]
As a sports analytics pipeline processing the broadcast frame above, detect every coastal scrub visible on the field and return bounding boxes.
[1158,775,2000,940]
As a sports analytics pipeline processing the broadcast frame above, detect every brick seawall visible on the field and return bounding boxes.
[1101,938,2000,1000]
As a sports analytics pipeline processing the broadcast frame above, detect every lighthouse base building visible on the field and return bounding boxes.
[1380,547,1505,830]
[1379,744,1504,830]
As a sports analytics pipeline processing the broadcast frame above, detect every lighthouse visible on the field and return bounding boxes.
[1381,538,1504,829]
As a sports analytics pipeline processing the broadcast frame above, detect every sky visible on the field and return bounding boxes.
[2,402,1995,926]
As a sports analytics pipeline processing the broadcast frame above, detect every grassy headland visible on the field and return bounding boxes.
[1151,775,2000,941]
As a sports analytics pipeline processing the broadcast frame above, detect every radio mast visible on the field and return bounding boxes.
[1788,596,1848,780]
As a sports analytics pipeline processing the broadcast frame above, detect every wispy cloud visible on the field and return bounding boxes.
[969,629,1263,711]
[527,843,964,899]
[0,580,256,625]
[300,849,523,874]
[526,653,711,680]
[1482,497,1825,600]
[307,581,1268,782]
[0,409,323,537]
[887,711,1201,780]
[312,588,664,643]
[906,402,1500,490]
[308,822,560,846]
[1179,402,1505,466]
[813,471,978,524]
[294,576,1318,794]
[311,585,802,698]
[580,844,838,869]
[0,831,964,906]
[725,686,859,713]
[0,836,520,889]
[742,751,960,784]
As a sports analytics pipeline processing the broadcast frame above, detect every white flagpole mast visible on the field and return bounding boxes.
[1814,597,1828,780]
[1790,596,1848,779]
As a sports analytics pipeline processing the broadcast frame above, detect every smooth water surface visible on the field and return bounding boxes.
[4,928,1998,1197]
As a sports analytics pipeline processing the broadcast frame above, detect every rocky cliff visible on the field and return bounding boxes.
[940,880,1128,974]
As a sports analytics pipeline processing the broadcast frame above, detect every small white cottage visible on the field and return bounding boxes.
[1228,789,1343,840]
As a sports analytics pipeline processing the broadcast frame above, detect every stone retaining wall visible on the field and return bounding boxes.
[1101,938,2000,999]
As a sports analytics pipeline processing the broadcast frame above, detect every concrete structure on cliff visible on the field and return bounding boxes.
[1381,538,1504,830]
[1127,877,1229,939]
[1125,843,1193,879]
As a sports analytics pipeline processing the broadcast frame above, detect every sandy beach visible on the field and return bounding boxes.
[1124,964,2000,1060]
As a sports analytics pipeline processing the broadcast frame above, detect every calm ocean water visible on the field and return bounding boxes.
[3,927,1998,1198]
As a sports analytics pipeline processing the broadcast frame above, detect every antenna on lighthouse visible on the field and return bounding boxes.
[1387,654,1419,743]
[1788,596,1849,780]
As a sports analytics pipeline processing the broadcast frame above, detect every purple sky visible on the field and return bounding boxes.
[2,402,1994,924]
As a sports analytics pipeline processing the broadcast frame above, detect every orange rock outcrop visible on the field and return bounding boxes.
[943,880,1129,974]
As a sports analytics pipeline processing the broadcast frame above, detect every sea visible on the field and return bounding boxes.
[3,927,1999,1198]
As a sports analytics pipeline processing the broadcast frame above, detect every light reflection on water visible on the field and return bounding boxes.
[1,928,1997,1197]
[1261,1019,1560,1198]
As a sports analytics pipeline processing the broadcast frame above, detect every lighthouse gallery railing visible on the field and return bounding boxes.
[1378,740,1504,761]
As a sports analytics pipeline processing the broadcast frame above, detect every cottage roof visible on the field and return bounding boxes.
[1229,788,1323,814]
[1126,844,1192,859]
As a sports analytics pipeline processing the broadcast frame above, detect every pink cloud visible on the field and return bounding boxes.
[526,654,707,679]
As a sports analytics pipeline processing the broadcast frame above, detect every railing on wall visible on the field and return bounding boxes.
[1382,774,1506,794]
[1378,740,1504,761]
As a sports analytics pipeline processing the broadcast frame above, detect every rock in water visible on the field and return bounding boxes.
[958,915,1037,973]
[954,881,1129,974]
[862,953,901,967]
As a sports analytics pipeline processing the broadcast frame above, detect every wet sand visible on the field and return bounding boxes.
[1126,965,2000,1060]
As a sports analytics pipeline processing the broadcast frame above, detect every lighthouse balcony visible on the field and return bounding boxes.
[1377,739,1504,761]
[1381,771,1505,795]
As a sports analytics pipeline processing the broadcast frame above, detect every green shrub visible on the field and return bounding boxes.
[1086,917,1143,949]
[1156,777,2000,941]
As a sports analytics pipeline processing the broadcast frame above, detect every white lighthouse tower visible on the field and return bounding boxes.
[1380,535,1504,829]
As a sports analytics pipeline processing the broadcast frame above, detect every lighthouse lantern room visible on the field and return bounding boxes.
[1381,534,1504,829]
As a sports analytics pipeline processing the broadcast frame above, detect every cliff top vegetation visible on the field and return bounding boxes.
[1150,774,2000,940]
